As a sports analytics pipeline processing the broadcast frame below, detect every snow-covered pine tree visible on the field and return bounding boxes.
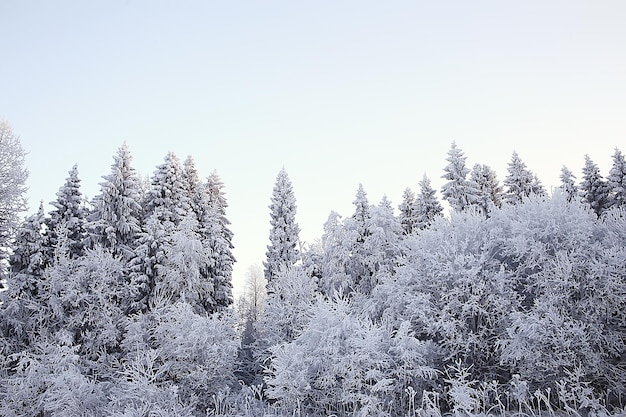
[157,213,214,314]
[413,174,443,230]
[9,202,47,285]
[1,202,46,349]
[359,196,403,294]
[559,165,578,203]
[87,143,142,259]
[45,164,87,260]
[344,184,374,292]
[503,151,546,204]
[205,171,235,311]
[143,152,190,229]
[352,183,370,238]
[398,187,416,235]
[441,142,471,212]
[607,148,626,208]
[182,155,203,217]
[579,154,610,217]
[264,168,301,283]
[467,163,503,217]
[129,152,193,312]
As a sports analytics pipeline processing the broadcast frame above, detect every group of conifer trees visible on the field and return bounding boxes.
[1,139,625,416]
[0,144,237,416]
[249,143,626,416]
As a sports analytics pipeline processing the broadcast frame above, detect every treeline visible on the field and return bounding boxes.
[0,138,625,417]
[246,144,626,416]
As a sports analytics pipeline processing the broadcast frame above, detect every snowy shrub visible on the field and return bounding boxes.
[443,359,480,416]
[265,294,437,416]
[116,300,238,415]
[0,342,106,417]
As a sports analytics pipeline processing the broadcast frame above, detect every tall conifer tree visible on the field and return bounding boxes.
[559,165,578,203]
[46,164,87,260]
[441,142,471,212]
[413,175,443,230]
[205,171,235,311]
[468,163,503,217]
[580,155,610,217]
[607,148,626,208]
[398,187,416,235]
[264,168,300,283]
[503,151,545,204]
[88,144,142,259]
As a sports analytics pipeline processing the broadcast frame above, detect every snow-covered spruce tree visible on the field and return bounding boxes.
[398,187,416,235]
[358,196,403,295]
[264,168,301,284]
[503,151,546,204]
[317,211,352,296]
[156,213,214,314]
[45,164,87,261]
[467,163,503,217]
[0,120,28,286]
[1,202,46,350]
[607,147,626,208]
[350,184,372,279]
[182,155,203,216]
[314,185,372,297]
[441,142,471,212]
[559,165,579,203]
[129,152,191,312]
[413,174,443,231]
[142,151,190,228]
[318,189,402,297]
[205,171,235,312]
[87,143,143,259]
[579,154,610,217]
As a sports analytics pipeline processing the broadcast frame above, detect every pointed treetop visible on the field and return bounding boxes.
[559,165,578,203]
[441,142,471,212]
[264,168,301,283]
[504,151,545,204]
[608,147,626,208]
[580,154,610,217]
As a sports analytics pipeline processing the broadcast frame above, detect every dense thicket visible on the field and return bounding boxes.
[1,141,625,417]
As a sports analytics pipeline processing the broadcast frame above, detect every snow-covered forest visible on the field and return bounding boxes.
[1,121,626,416]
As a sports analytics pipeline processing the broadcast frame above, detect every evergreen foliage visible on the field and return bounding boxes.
[46,164,87,260]
[87,143,143,259]
[398,187,416,235]
[607,148,626,208]
[2,142,625,417]
[441,142,471,212]
[504,151,546,204]
[264,168,301,283]
[205,171,235,311]
[560,165,579,203]
[413,174,443,230]
[580,154,610,217]
[467,163,503,217]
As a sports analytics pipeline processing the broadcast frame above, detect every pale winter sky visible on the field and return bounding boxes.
[2,1,625,294]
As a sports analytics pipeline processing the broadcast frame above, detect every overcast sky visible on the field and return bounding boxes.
[2,1,625,293]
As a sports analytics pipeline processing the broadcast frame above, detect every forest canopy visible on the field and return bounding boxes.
[1,133,625,417]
